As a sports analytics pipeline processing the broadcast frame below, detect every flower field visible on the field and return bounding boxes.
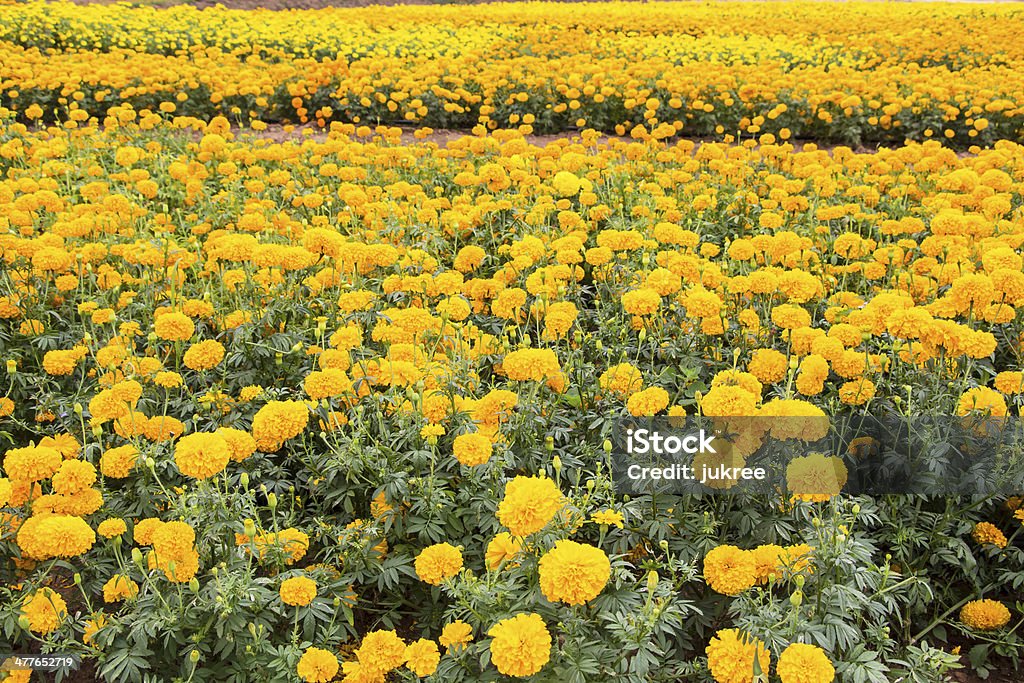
[1,2,1024,683]
[2,1,1024,145]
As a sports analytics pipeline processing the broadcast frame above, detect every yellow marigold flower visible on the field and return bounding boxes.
[796,354,829,396]
[183,339,225,371]
[960,599,1012,631]
[622,288,662,316]
[51,459,97,495]
[0,397,14,418]
[132,518,163,546]
[598,363,643,398]
[270,528,310,565]
[838,378,876,406]
[238,385,265,401]
[453,432,493,466]
[703,545,757,595]
[280,575,317,606]
[99,444,138,478]
[751,544,786,584]
[485,532,524,570]
[0,477,11,508]
[591,509,625,529]
[215,427,257,462]
[786,453,848,502]
[700,385,759,417]
[772,304,812,330]
[415,542,463,585]
[538,540,611,605]
[3,445,61,482]
[304,368,351,400]
[706,628,771,683]
[42,348,86,376]
[154,311,195,341]
[502,348,562,382]
[297,647,339,683]
[956,387,1007,417]
[355,629,407,675]
[439,621,474,653]
[404,639,440,677]
[83,612,107,646]
[39,433,80,459]
[420,423,445,443]
[252,400,310,451]
[551,170,581,197]
[102,574,139,603]
[496,475,563,537]
[626,386,670,416]
[487,613,551,677]
[17,513,96,560]
[994,371,1024,394]
[174,432,230,480]
[145,415,186,442]
[21,588,67,634]
[97,518,128,539]
[148,538,200,582]
[972,522,1008,548]
[777,643,835,683]
[748,348,788,384]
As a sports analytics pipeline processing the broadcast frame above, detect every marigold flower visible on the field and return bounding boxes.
[102,574,139,603]
[787,453,848,502]
[304,368,351,400]
[591,509,625,529]
[703,545,757,595]
[838,378,876,406]
[538,540,611,605]
[598,363,643,398]
[297,647,339,683]
[452,432,493,466]
[183,339,225,371]
[154,311,195,341]
[51,459,97,495]
[748,348,788,384]
[622,288,662,316]
[700,385,759,417]
[960,599,1011,631]
[485,532,524,570]
[626,386,670,416]
[99,444,138,478]
[21,588,67,634]
[956,387,1007,417]
[706,629,771,683]
[414,542,463,585]
[17,513,96,560]
[496,475,563,537]
[404,639,440,677]
[3,445,61,482]
[439,621,474,652]
[502,348,562,382]
[280,575,317,606]
[251,400,310,451]
[972,522,1008,548]
[174,432,230,480]
[354,629,407,675]
[766,644,833,683]
[488,613,551,677]
[97,518,128,538]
